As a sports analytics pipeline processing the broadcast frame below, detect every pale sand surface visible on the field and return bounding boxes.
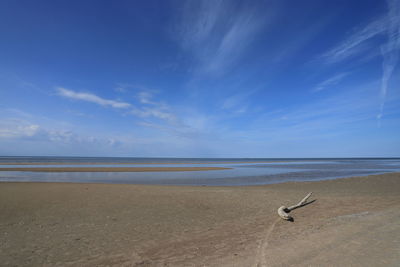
[0,173,399,266]
[0,167,230,172]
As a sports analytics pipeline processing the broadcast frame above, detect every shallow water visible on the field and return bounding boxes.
[0,157,399,186]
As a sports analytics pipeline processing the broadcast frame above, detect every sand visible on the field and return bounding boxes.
[0,173,399,266]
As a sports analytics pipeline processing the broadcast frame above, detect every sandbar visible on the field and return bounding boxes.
[0,166,231,172]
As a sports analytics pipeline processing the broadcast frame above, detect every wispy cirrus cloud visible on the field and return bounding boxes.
[57,87,131,109]
[136,91,157,105]
[378,0,400,122]
[174,0,267,75]
[319,16,388,64]
[318,0,400,124]
[220,88,259,114]
[56,86,210,141]
[0,121,39,138]
[247,79,400,144]
[114,83,132,93]
[0,118,77,143]
[131,107,177,123]
[133,90,177,123]
[0,117,123,157]
[57,87,177,124]
[312,72,350,92]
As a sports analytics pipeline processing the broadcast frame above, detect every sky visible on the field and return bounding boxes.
[0,0,399,158]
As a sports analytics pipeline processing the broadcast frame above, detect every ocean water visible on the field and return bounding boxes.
[0,156,399,186]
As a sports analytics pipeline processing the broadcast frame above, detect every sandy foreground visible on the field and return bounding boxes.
[1,173,399,266]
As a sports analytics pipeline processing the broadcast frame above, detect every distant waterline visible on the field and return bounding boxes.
[0,156,399,186]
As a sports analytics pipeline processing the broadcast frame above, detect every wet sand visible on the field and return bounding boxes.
[0,172,399,266]
[0,166,231,172]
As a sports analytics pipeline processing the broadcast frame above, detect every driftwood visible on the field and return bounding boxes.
[277,192,314,221]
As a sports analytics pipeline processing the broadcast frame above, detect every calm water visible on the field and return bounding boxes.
[0,156,399,186]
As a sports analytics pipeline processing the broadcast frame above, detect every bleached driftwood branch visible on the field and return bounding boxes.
[277,192,313,221]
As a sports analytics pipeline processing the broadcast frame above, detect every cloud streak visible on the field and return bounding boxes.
[312,72,350,92]
[247,80,399,142]
[57,87,179,126]
[378,0,400,122]
[57,87,131,109]
[317,0,399,124]
[0,122,39,138]
[132,90,177,123]
[175,0,266,75]
[0,118,124,158]
[320,16,388,64]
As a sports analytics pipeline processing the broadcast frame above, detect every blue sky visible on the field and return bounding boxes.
[0,0,399,157]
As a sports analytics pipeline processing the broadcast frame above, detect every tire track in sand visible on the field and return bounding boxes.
[254,217,281,267]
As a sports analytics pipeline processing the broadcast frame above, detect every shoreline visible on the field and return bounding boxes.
[1,157,398,166]
[0,169,398,187]
[1,172,399,266]
[1,171,399,186]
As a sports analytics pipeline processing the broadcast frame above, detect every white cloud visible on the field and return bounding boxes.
[316,0,400,124]
[0,119,110,147]
[131,107,177,123]
[221,90,258,114]
[133,90,177,123]
[312,72,350,92]
[0,123,40,138]
[203,13,264,74]
[178,0,224,49]
[57,87,131,109]
[174,0,266,75]
[137,91,156,105]
[378,0,400,122]
[242,81,384,142]
[138,113,216,140]
[320,16,388,64]
[114,83,129,93]
[56,87,179,125]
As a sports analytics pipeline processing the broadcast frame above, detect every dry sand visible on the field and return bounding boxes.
[0,173,399,266]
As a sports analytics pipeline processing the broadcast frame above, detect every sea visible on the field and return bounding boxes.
[1,156,400,186]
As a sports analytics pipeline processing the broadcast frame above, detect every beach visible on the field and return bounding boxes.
[1,172,399,266]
